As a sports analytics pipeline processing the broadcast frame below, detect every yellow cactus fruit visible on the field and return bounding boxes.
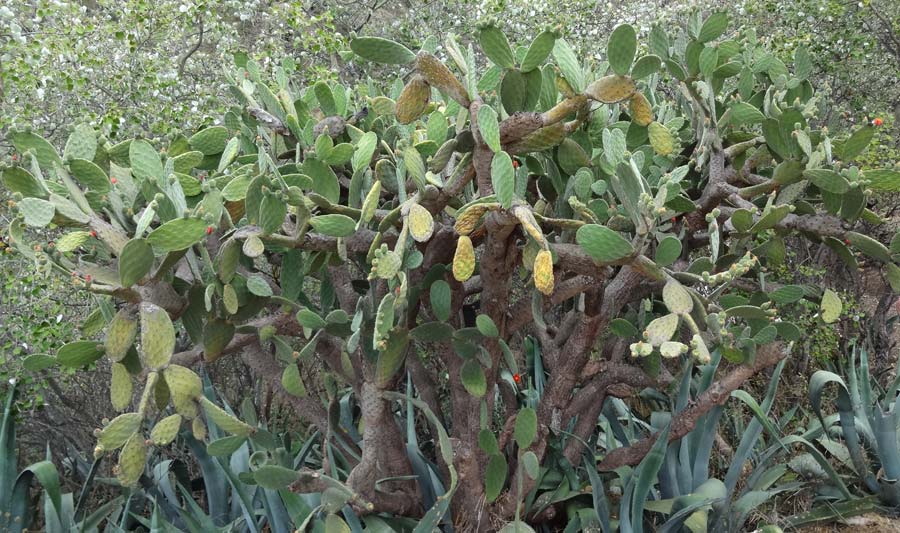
[511,205,545,245]
[629,92,653,126]
[452,235,476,282]
[648,121,675,156]
[110,362,133,412]
[533,249,555,295]
[585,75,636,104]
[149,414,182,446]
[396,74,430,124]
[407,202,435,242]
[116,433,147,487]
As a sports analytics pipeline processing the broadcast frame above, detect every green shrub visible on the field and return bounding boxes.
[2,9,899,530]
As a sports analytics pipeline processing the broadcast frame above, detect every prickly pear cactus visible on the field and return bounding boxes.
[3,9,899,528]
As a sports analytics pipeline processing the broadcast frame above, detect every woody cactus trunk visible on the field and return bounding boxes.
[4,10,900,531]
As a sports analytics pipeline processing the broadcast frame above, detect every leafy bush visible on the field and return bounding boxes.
[2,8,900,530]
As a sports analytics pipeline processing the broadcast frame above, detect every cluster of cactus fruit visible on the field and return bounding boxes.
[3,8,900,528]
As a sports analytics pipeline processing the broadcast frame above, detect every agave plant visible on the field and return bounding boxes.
[808,344,900,506]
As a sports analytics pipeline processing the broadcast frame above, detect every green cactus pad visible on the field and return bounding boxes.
[350,36,416,65]
[140,303,175,370]
[57,340,105,368]
[484,454,508,503]
[69,158,110,193]
[514,407,537,449]
[97,412,142,450]
[128,139,163,182]
[253,464,301,490]
[64,124,98,161]
[607,24,637,76]
[309,214,357,237]
[146,218,207,252]
[282,363,307,396]
[189,126,229,155]
[116,432,147,486]
[662,280,693,315]
[149,414,182,446]
[18,197,55,227]
[163,365,202,418]
[10,130,61,168]
[110,362,134,412]
[2,167,46,199]
[203,318,235,362]
[644,313,679,346]
[106,308,139,362]
[478,24,515,69]
[460,359,487,397]
[200,396,254,436]
[491,150,515,209]
[477,105,501,153]
[118,238,154,287]
[376,327,409,387]
[576,224,634,262]
[521,30,557,73]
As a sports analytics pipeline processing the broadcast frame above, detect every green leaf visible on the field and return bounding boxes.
[491,151,515,209]
[147,218,207,252]
[478,25,515,69]
[350,36,416,64]
[477,106,501,153]
[484,454,508,503]
[460,359,487,397]
[607,24,637,75]
[514,407,537,449]
[575,224,634,262]
[698,12,729,42]
[119,238,154,287]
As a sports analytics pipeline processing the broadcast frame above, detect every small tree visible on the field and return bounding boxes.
[3,10,899,530]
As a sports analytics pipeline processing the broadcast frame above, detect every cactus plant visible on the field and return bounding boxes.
[3,8,899,530]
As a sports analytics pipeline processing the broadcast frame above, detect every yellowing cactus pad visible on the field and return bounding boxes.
[454,203,497,236]
[648,121,674,156]
[110,362,133,412]
[629,92,654,126]
[139,303,175,370]
[396,75,430,125]
[533,250,555,295]
[105,307,138,363]
[453,235,476,282]
[585,75,636,104]
[116,433,147,487]
[97,412,142,451]
[150,413,182,446]
[415,51,471,107]
[163,364,202,418]
[200,396,255,436]
[407,203,435,242]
